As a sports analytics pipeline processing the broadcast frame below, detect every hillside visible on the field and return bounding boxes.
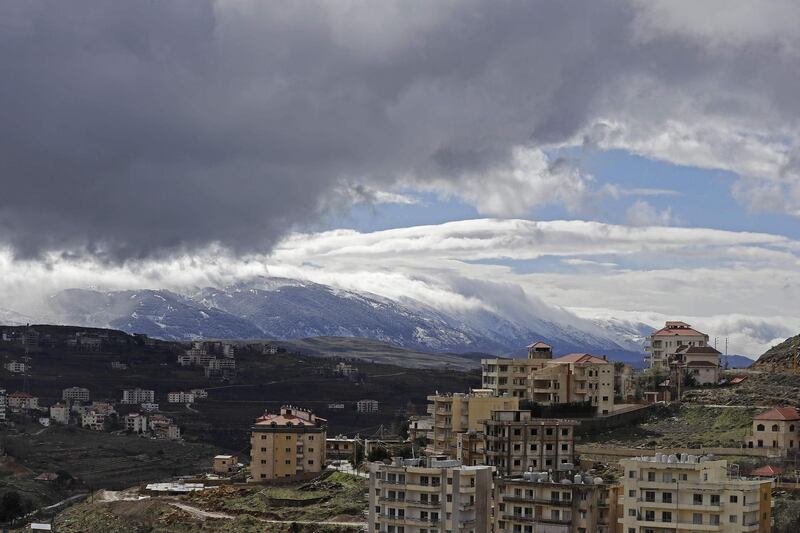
[751,333,800,371]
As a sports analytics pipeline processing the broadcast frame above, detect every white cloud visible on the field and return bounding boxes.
[0,218,797,357]
[625,200,675,227]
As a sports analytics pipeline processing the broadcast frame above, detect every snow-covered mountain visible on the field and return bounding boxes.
[9,276,649,364]
[0,307,32,326]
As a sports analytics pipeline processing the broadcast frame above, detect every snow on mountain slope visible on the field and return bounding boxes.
[48,288,264,340]
[43,277,646,363]
[0,307,32,325]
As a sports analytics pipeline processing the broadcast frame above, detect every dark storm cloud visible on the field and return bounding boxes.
[0,0,798,259]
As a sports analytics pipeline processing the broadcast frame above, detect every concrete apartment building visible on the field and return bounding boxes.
[481,342,553,398]
[125,413,149,433]
[121,388,155,404]
[427,390,519,458]
[529,354,615,415]
[81,410,106,431]
[745,406,799,453]
[4,361,27,373]
[168,391,195,404]
[62,386,90,402]
[326,435,359,461]
[250,406,327,481]
[8,391,39,411]
[49,402,70,424]
[618,454,772,533]
[483,410,577,476]
[495,471,618,533]
[646,321,709,372]
[357,399,379,413]
[0,388,6,421]
[368,457,493,533]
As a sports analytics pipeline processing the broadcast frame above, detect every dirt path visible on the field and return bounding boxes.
[167,501,367,528]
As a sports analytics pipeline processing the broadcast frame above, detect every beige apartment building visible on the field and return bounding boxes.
[481,342,553,398]
[483,410,577,476]
[250,406,326,481]
[745,406,800,453]
[427,390,518,457]
[495,471,618,533]
[529,354,615,415]
[368,457,493,533]
[618,454,772,533]
[646,321,710,371]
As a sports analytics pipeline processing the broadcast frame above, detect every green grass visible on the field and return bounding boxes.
[582,404,758,448]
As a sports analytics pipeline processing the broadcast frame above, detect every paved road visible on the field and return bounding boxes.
[168,501,367,529]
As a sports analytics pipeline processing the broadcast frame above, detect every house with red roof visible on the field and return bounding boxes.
[744,406,800,454]
[646,321,710,372]
[7,391,39,411]
[674,345,722,385]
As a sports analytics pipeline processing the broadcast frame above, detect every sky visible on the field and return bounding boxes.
[1,1,799,357]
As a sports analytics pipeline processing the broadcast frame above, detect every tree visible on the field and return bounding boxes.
[367,446,390,462]
[0,491,27,523]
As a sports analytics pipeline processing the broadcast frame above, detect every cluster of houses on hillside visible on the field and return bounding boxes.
[0,384,193,441]
[177,341,237,378]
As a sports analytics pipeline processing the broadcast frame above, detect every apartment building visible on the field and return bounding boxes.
[646,321,709,371]
[326,435,359,461]
[4,361,27,373]
[357,399,380,413]
[150,414,181,440]
[250,406,327,481]
[50,402,70,424]
[121,388,155,404]
[0,388,6,421]
[81,411,106,431]
[125,413,149,433]
[408,416,434,444]
[62,386,90,402]
[618,454,772,533]
[481,342,553,398]
[168,391,196,404]
[495,471,618,533]
[745,406,799,453]
[8,391,39,411]
[483,410,577,476]
[427,390,519,458]
[529,354,615,415]
[368,457,493,533]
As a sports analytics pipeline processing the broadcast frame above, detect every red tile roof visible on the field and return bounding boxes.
[754,407,800,421]
[527,341,552,349]
[675,346,721,355]
[652,327,707,337]
[751,465,783,477]
[10,391,33,398]
[551,353,609,365]
[729,376,748,385]
[686,361,719,367]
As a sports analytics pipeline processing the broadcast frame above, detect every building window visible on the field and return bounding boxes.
[561,428,568,436]
[662,511,672,523]
[772,424,779,432]
[730,495,738,503]
[692,512,702,524]
[693,494,703,505]
[628,471,635,479]
[628,490,635,497]
[730,514,738,523]
[757,424,765,431]
[711,495,720,506]
[644,510,654,522]
[647,472,655,482]
[662,492,672,504]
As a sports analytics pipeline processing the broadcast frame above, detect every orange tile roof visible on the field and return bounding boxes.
[551,353,609,365]
[652,327,706,337]
[754,407,800,421]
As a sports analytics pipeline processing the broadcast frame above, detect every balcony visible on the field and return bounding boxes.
[405,499,440,508]
[502,496,572,507]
